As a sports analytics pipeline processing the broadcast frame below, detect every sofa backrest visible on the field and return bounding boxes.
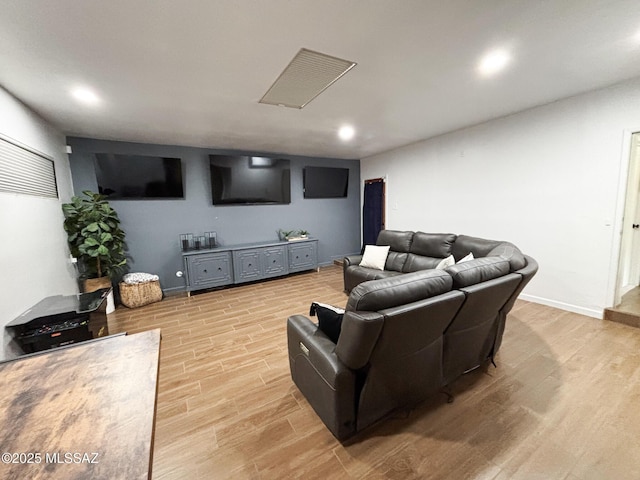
[337,269,453,370]
[452,235,526,271]
[345,269,452,312]
[444,257,510,288]
[376,230,414,272]
[376,230,414,252]
[401,232,457,273]
[354,290,465,431]
[442,273,522,384]
[338,267,465,432]
[410,232,457,257]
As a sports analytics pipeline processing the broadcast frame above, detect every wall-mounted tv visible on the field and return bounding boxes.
[94,153,184,199]
[209,155,291,205]
[303,166,349,198]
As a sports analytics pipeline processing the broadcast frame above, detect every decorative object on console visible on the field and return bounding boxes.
[205,231,217,249]
[62,190,128,304]
[278,228,310,241]
[180,233,193,252]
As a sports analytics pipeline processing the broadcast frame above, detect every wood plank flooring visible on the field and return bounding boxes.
[108,265,640,480]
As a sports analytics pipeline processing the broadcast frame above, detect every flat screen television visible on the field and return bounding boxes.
[303,166,349,198]
[94,153,184,199]
[209,155,291,205]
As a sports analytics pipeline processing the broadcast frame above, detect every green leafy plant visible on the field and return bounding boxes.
[278,229,309,240]
[278,229,295,241]
[62,190,127,279]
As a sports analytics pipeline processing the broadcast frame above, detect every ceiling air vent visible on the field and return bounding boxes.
[259,48,356,109]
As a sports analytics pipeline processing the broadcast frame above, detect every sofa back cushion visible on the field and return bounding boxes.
[444,257,510,288]
[402,254,442,272]
[385,251,408,271]
[410,232,457,258]
[346,269,452,312]
[452,235,526,271]
[376,230,414,253]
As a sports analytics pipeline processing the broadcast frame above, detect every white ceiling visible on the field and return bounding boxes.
[2,0,640,159]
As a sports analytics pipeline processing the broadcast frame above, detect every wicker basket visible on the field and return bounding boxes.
[119,280,163,308]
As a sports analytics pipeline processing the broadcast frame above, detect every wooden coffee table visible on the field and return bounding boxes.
[0,329,161,480]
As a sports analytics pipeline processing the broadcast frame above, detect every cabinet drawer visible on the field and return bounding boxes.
[233,250,262,283]
[186,252,232,288]
[288,242,317,272]
[263,246,288,278]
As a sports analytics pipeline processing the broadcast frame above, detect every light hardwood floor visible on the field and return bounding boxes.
[108,265,640,480]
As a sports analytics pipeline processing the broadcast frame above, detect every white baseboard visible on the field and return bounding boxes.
[519,293,602,319]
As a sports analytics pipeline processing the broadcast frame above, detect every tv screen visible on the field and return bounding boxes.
[303,166,349,198]
[94,153,184,199]
[209,155,291,205]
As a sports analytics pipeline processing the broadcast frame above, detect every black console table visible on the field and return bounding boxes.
[5,288,111,354]
[182,238,318,295]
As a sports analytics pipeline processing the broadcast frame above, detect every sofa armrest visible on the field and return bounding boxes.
[343,255,363,293]
[344,255,363,267]
[287,315,357,440]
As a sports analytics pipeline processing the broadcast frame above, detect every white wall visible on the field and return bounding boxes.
[361,77,640,318]
[0,86,77,359]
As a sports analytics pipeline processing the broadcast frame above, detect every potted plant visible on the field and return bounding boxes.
[62,190,127,292]
[278,229,310,241]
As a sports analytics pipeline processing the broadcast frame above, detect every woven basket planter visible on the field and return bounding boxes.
[119,280,163,308]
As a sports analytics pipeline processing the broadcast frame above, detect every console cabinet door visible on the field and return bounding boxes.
[288,241,318,272]
[263,246,288,278]
[186,252,232,288]
[233,250,263,283]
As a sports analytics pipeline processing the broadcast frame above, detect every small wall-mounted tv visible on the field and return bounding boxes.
[303,166,349,198]
[209,155,291,205]
[94,153,184,199]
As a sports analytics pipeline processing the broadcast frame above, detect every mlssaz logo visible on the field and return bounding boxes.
[45,452,100,464]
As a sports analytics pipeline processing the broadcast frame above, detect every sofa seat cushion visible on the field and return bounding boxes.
[410,232,457,257]
[445,257,510,288]
[345,265,402,288]
[346,270,453,312]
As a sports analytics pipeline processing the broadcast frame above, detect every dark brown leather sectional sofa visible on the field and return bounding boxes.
[287,230,538,440]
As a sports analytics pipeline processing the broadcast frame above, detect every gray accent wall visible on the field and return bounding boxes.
[67,137,361,292]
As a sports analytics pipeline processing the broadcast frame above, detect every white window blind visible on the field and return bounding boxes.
[0,134,58,198]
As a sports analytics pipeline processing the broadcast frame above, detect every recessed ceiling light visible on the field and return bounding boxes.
[338,125,355,141]
[478,49,511,76]
[71,87,101,106]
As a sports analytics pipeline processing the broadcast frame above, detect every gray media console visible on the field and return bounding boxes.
[182,238,318,295]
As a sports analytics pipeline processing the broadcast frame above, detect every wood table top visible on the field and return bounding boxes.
[0,329,161,480]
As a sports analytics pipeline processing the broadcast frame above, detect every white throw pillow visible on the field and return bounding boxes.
[435,254,455,269]
[457,252,475,264]
[359,245,390,270]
